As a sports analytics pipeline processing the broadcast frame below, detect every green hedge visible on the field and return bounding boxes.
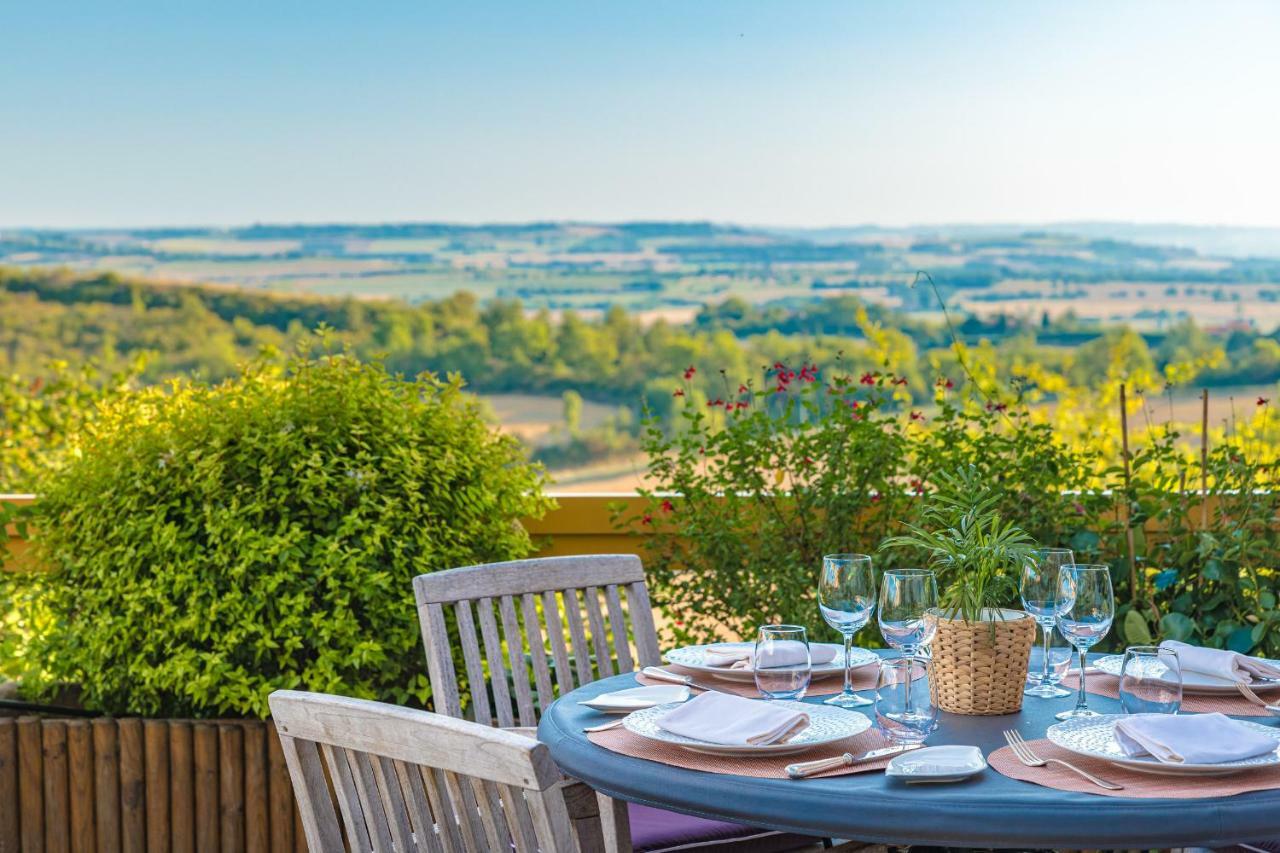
[8,348,552,718]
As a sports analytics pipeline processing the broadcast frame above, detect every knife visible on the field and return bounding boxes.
[640,666,733,694]
[785,744,923,779]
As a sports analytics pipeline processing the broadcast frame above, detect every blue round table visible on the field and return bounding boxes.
[538,653,1280,849]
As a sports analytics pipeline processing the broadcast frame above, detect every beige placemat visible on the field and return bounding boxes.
[1062,672,1272,715]
[639,663,877,699]
[989,739,1280,798]
[587,725,897,779]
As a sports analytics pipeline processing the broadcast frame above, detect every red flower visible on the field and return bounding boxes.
[683,366,697,380]
[850,400,861,410]
[707,398,724,407]
[871,493,882,503]
[660,499,675,514]
[735,401,749,410]
[738,384,749,394]
[936,377,954,390]
[724,401,733,411]
[641,514,653,525]
[1259,397,1270,407]
[799,364,818,383]
[910,411,924,421]
[910,479,925,495]
[773,362,785,371]
[673,388,685,397]
[995,403,1007,412]
[859,372,876,385]
[892,377,908,387]
[801,457,815,466]
[775,384,787,394]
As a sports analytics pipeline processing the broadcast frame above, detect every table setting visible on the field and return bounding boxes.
[538,481,1280,847]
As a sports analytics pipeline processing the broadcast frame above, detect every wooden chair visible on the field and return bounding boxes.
[414,554,826,853]
[270,689,602,852]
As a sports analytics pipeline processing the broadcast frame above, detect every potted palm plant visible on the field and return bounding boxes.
[883,466,1038,715]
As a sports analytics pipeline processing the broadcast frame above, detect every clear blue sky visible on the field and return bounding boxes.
[2,1,1278,229]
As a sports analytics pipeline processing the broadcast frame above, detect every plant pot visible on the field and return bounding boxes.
[927,607,1036,715]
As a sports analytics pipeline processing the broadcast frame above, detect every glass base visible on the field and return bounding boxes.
[1055,707,1101,720]
[824,691,872,708]
[1025,682,1072,699]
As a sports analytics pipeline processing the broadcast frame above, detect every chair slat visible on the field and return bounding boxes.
[542,590,576,695]
[454,601,492,725]
[372,755,416,853]
[500,783,541,853]
[583,586,615,678]
[441,769,487,852]
[499,596,538,727]
[603,584,634,673]
[521,592,557,712]
[469,776,509,850]
[276,736,344,853]
[416,555,644,602]
[625,582,662,667]
[421,765,464,853]
[526,784,579,853]
[321,742,373,852]
[562,589,594,684]
[391,758,440,853]
[349,748,395,853]
[419,602,462,719]
[476,597,515,728]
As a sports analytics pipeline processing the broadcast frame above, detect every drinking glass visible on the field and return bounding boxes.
[1027,623,1072,691]
[1021,548,1074,698]
[877,569,939,659]
[1054,563,1115,720]
[818,553,876,708]
[753,625,812,700]
[875,659,938,744]
[1119,645,1182,715]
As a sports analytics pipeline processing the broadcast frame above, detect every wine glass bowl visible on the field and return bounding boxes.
[818,553,876,708]
[1054,563,1115,720]
[877,568,939,659]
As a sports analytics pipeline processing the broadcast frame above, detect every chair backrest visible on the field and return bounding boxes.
[270,689,592,852]
[414,554,662,726]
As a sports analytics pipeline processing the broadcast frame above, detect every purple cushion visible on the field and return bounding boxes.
[628,802,820,852]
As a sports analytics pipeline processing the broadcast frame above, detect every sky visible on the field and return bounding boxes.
[2,1,1279,229]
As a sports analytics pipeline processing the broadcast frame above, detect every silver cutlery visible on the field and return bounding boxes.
[1002,729,1123,790]
[785,744,922,779]
[641,666,733,694]
[1235,681,1280,716]
[583,717,628,733]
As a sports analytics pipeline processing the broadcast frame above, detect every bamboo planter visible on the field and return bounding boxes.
[928,608,1036,715]
[0,715,304,853]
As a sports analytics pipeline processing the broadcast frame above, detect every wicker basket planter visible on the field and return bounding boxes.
[928,607,1036,715]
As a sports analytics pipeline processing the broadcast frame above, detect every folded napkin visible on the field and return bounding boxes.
[1113,712,1279,764]
[1160,641,1280,684]
[656,691,810,746]
[704,642,838,669]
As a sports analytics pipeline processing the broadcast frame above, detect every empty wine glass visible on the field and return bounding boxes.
[1055,563,1115,720]
[754,625,812,700]
[1021,548,1074,698]
[875,658,938,744]
[818,553,876,708]
[878,569,939,659]
[1119,645,1182,715]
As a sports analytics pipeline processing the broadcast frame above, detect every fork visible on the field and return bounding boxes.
[1236,682,1280,716]
[1002,729,1124,790]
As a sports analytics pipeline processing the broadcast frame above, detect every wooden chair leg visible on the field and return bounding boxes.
[597,791,634,853]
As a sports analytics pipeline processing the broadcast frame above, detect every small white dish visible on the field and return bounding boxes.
[579,685,691,713]
[885,745,986,783]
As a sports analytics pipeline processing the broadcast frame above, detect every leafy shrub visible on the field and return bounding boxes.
[7,346,552,718]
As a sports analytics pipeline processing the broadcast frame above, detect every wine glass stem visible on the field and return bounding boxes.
[842,631,855,697]
[1039,619,1053,684]
[1074,646,1089,712]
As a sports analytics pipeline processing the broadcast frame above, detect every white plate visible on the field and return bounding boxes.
[579,685,691,713]
[885,745,987,783]
[1093,654,1280,695]
[1047,714,1280,777]
[622,700,872,757]
[663,642,877,683]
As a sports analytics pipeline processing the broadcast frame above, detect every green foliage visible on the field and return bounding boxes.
[5,344,553,718]
[881,466,1036,623]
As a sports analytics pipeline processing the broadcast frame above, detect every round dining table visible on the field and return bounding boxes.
[537,651,1280,849]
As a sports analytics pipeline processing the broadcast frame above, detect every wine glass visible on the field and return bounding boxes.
[1054,563,1115,720]
[818,553,876,708]
[877,569,939,660]
[753,625,812,700]
[1021,548,1074,698]
[1119,645,1182,715]
[875,658,938,744]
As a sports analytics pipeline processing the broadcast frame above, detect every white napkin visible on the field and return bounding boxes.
[1113,713,1279,764]
[704,642,838,669]
[656,691,810,746]
[1160,641,1280,684]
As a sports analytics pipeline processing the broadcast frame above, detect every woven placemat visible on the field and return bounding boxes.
[989,739,1280,798]
[587,724,897,779]
[639,663,877,699]
[1062,672,1272,716]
